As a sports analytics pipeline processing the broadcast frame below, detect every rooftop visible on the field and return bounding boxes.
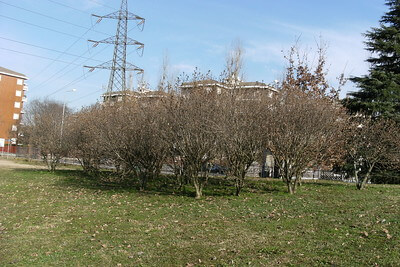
[181,79,278,92]
[0,67,28,80]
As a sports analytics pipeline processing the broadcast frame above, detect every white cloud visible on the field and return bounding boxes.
[202,41,226,56]
[246,41,285,65]
[171,63,196,74]
[243,20,371,97]
[81,0,105,10]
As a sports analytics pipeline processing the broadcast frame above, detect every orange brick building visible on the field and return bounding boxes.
[0,67,28,152]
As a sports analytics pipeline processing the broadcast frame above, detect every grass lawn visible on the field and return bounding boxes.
[0,165,399,266]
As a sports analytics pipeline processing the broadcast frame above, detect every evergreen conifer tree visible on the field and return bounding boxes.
[345,0,400,121]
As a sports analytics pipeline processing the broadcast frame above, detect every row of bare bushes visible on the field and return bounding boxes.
[20,46,400,197]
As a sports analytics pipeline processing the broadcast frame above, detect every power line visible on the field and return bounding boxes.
[0,3,141,86]
[37,23,140,97]
[9,1,122,83]
[1,0,139,102]
[0,1,109,36]
[0,1,123,106]
[0,14,82,39]
[0,37,103,63]
[46,70,99,98]
[29,20,103,81]
[0,47,82,66]
[0,14,98,82]
[42,46,139,99]
[60,46,144,104]
[87,0,116,10]
[28,18,138,94]
[45,0,94,16]
[65,46,142,102]
[68,88,103,104]
[33,45,110,91]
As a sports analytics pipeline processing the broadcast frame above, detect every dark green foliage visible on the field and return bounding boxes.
[371,169,400,184]
[344,1,400,185]
[345,0,400,121]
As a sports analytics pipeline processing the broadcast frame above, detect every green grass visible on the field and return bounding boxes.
[0,167,399,266]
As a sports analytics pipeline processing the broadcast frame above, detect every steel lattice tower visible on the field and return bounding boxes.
[85,0,145,94]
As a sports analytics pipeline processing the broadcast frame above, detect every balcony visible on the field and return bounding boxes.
[22,96,27,102]
[20,109,25,114]
[23,85,28,91]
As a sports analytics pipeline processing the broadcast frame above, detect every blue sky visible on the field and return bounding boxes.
[0,0,386,109]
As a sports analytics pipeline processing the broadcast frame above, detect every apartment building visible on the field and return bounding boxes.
[180,79,277,99]
[0,67,28,152]
[101,85,168,104]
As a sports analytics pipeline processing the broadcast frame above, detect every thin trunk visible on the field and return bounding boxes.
[292,180,297,194]
[194,179,203,199]
[235,184,240,196]
[287,182,294,194]
[359,163,375,190]
[177,175,184,191]
[353,161,359,187]
[284,176,295,194]
[284,175,297,194]
[234,177,243,196]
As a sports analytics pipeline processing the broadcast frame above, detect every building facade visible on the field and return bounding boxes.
[0,67,28,152]
[101,88,168,105]
[180,79,277,99]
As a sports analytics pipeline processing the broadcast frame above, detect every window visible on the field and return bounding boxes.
[13,113,19,120]
[17,79,23,85]
[0,75,2,81]
[14,102,21,108]
[16,90,22,97]
[11,125,17,132]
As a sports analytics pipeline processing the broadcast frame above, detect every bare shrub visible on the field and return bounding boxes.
[164,88,221,199]
[69,105,108,175]
[127,101,169,190]
[22,99,72,171]
[262,44,348,194]
[217,92,264,196]
[88,100,168,189]
[347,118,400,190]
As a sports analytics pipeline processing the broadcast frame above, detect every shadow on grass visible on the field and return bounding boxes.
[14,168,285,198]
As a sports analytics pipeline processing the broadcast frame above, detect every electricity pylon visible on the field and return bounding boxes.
[84,0,145,94]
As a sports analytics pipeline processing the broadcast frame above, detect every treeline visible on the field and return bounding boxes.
[20,46,400,197]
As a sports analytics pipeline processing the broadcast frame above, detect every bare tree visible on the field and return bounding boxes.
[69,105,108,175]
[87,99,168,190]
[223,39,245,85]
[22,99,72,171]
[164,88,221,199]
[157,52,176,93]
[128,101,169,190]
[217,92,264,196]
[262,45,348,194]
[347,118,400,190]
[283,42,345,100]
